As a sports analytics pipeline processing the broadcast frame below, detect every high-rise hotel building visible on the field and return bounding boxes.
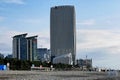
[13,33,27,60]
[13,33,37,61]
[26,36,38,61]
[50,5,76,65]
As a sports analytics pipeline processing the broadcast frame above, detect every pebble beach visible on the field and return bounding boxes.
[0,70,119,80]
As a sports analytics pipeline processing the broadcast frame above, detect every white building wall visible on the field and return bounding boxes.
[53,53,73,65]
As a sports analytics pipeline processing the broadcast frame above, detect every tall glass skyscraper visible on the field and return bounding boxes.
[50,5,76,65]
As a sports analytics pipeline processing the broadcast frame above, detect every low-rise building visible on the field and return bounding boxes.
[76,59,92,70]
[6,54,12,59]
[37,48,51,62]
[53,53,73,65]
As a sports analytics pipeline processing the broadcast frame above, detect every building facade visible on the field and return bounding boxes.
[26,36,38,61]
[13,33,27,60]
[13,33,38,61]
[53,53,73,65]
[76,59,92,70]
[37,48,51,62]
[50,5,76,65]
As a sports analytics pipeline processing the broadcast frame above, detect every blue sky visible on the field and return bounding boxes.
[0,0,120,69]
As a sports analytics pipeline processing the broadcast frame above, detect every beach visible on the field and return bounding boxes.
[0,70,119,80]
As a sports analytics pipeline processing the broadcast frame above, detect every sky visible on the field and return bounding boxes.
[0,0,120,69]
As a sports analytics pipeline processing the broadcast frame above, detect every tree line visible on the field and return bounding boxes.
[0,58,73,70]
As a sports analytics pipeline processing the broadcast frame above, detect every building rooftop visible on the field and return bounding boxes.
[51,5,74,9]
[26,35,38,39]
[13,33,27,38]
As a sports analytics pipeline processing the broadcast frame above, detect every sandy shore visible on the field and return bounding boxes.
[0,70,119,80]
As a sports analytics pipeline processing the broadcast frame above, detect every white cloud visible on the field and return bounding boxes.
[76,15,120,29]
[77,29,120,53]
[77,19,96,26]
[1,0,25,4]
[38,37,50,49]
[0,27,19,54]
